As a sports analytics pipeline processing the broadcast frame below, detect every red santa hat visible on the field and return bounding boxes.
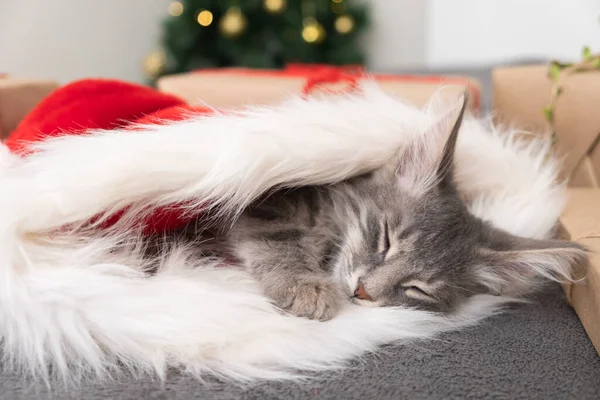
[5,79,215,234]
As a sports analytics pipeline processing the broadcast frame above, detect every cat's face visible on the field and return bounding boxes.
[331,94,587,313]
[332,180,486,312]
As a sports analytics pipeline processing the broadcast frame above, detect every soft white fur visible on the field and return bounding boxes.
[0,84,562,385]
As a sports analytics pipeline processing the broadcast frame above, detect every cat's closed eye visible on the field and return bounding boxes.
[380,220,391,257]
[400,281,435,301]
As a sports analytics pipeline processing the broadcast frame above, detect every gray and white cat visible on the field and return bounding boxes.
[167,95,587,321]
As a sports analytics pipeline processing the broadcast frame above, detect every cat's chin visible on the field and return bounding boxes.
[351,298,382,307]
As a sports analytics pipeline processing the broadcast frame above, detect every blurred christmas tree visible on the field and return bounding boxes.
[144,0,369,80]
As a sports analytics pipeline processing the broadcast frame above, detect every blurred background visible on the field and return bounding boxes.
[1,0,600,84]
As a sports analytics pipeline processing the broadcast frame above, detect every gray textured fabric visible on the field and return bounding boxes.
[2,285,599,399]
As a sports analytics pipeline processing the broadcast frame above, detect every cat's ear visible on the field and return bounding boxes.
[475,232,588,296]
[396,93,468,195]
[436,92,468,187]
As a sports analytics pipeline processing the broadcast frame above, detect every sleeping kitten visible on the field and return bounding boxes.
[181,94,587,321]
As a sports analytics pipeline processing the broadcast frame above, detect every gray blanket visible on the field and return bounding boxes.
[2,285,599,400]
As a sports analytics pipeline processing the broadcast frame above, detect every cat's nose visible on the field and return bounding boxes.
[354,280,372,301]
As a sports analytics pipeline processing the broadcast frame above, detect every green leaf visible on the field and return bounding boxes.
[557,61,573,69]
[582,46,592,60]
[543,105,554,122]
[548,62,561,81]
[594,58,600,69]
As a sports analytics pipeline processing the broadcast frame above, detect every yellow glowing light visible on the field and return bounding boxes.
[302,25,319,43]
[302,18,325,44]
[264,0,285,13]
[334,15,354,34]
[219,7,247,37]
[332,0,343,3]
[197,10,214,26]
[168,1,184,17]
[144,51,167,77]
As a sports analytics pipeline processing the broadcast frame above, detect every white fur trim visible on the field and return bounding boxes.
[0,84,562,385]
[0,142,20,174]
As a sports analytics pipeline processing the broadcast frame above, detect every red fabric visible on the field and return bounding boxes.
[5,79,210,154]
[5,79,215,234]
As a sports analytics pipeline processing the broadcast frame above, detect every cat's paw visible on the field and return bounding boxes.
[271,280,342,321]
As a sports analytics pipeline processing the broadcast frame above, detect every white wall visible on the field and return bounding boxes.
[427,0,600,68]
[364,0,426,71]
[0,0,172,83]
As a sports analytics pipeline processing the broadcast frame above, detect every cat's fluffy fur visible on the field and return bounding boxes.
[0,84,571,385]
[223,96,584,320]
